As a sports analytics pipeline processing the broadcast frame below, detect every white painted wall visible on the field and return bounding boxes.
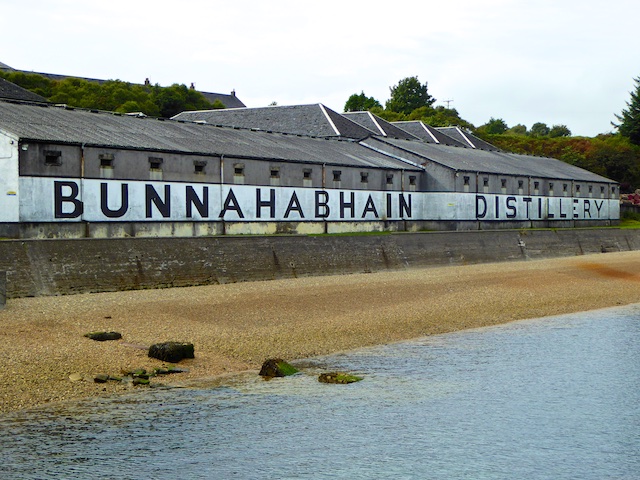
[0,131,19,222]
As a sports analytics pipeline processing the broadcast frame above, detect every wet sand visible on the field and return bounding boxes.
[2,250,640,414]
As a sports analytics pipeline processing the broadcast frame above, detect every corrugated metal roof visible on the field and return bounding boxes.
[392,121,468,147]
[173,103,376,139]
[0,100,421,171]
[342,112,419,140]
[436,126,501,151]
[0,77,48,103]
[364,137,614,183]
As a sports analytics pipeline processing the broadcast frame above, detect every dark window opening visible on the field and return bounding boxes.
[409,175,416,186]
[234,164,244,175]
[270,168,280,178]
[534,181,539,190]
[386,174,394,185]
[361,172,368,183]
[44,150,62,166]
[303,169,312,179]
[463,176,470,186]
[563,184,568,192]
[333,170,342,182]
[501,179,507,188]
[149,157,163,170]
[194,160,207,174]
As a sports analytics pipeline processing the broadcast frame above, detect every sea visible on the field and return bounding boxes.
[1,304,638,479]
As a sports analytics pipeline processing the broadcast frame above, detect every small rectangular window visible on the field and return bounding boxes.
[409,175,416,186]
[518,180,524,188]
[463,176,470,186]
[483,177,489,187]
[333,170,341,182]
[563,184,568,192]
[270,167,280,186]
[44,150,62,166]
[534,181,539,189]
[303,168,312,187]
[361,172,369,184]
[233,163,245,184]
[149,157,163,170]
[501,179,507,188]
[194,160,207,174]
[386,174,394,185]
[99,153,114,168]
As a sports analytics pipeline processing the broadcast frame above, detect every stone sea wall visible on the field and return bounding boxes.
[1,228,639,299]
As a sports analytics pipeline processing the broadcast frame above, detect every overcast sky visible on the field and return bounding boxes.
[2,0,639,137]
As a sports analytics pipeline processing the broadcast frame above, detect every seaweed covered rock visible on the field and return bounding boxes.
[148,342,195,363]
[259,358,299,378]
[318,372,363,384]
[84,331,122,341]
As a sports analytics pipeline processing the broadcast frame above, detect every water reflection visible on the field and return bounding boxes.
[1,305,639,479]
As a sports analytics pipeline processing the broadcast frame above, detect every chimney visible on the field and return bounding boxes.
[190,83,195,90]
[231,89,236,97]
[144,78,150,86]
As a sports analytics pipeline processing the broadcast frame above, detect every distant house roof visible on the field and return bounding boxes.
[392,121,468,147]
[0,100,420,171]
[0,61,245,109]
[436,126,500,151]
[342,112,419,140]
[361,136,613,183]
[173,104,377,139]
[0,77,47,103]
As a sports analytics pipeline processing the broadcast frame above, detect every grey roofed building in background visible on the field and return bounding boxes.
[0,100,418,171]
[392,121,468,147]
[173,104,377,140]
[0,77,48,103]
[342,112,419,140]
[436,126,501,151]
[363,136,611,183]
[0,61,245,109]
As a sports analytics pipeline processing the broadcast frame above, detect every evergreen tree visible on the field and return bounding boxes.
[614,76,640,145]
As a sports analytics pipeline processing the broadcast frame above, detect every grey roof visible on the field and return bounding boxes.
[0,77,48,103]
[0,62,244,108]
[392,121,468,147]
[362,136,614,183]
[200,90,246,108]
[342,112,419,140]
[173,104,377,139]
[436,126,500,151]
[0,100,420,171]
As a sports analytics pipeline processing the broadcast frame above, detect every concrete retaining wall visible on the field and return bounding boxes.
[1,228,639,299]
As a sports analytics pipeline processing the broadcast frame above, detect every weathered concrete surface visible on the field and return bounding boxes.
[0,229,639,299]
[0,271,6,307]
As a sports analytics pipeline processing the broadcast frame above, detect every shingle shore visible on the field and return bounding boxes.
[2,251,640,414]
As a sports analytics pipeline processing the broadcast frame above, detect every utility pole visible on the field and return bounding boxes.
[443,99,454,109]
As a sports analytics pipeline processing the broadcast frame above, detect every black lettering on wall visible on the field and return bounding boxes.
[476,195,487,219]
[54,180,83,218]
[573,198,580,219]
[340,191,355,219]
[522,197,532,218]
[145,184,171,218]
[219,188,245,218]
[595,200,604,217]
[256,188,276,219]
[361,195,379,218]
[583,199,592,218]
[186,185,209,218]
[495,195,500,218]
[399,194,412,218]
[506,196,517,218]
[315,190,330,218]
[386,194,392,218]
[284,191,305,219]
[100,182,129,218]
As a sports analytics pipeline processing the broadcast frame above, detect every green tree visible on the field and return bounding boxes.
[344,91,382,112]
[549,124,572,138]
[614,76,640,145]
[530,122,550,137]
[385,76,435,115]
[506,124,528,135]
[477,117,508,135]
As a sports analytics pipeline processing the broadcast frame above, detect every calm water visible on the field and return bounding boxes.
[1,305,639,479]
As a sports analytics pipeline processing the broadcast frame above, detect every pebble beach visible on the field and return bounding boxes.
[2,250,640,414]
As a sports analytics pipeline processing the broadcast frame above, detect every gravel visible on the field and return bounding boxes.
[2,250,640,414]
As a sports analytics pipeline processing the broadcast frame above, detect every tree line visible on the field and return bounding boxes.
[345,76,640,192]
[0,70,224,118]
